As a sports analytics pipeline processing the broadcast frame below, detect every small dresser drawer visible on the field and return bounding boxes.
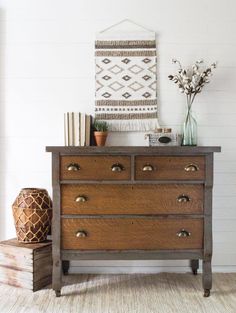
[135,156,205,180]
[61,184,203,215]
[62,218,203,250]
[60,156,131,180]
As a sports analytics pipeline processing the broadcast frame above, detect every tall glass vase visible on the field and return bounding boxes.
[181,105,197,146]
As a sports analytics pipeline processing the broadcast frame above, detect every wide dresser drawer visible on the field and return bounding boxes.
[60,156,131,180]
[62,218,203,250]
[61,184,203,215]
[135,156,205,180]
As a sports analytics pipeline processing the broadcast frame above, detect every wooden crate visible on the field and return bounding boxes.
[0,238,52,291]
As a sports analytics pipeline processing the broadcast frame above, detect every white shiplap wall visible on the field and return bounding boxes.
[0,0,236,273]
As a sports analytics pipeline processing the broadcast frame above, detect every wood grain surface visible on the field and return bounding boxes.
[61,184,204,215]
[0,238,52,291]
[135,156,205,180]
[60,156,131,180]
[46,146,221,154]
[61,218,203,250]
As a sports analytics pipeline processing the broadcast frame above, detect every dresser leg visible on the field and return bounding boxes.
[55,290,61,297]
[53,259,62,297]
[202,258,212,297]
[62,260,70,275]
[190,259,199,275]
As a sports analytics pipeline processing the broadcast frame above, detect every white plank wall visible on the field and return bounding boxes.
[0,0,236,273]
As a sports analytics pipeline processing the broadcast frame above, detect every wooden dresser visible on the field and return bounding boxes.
[46,146,220,297]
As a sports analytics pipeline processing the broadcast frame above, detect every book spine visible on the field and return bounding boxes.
[71,112,75,146]
[64,113,68,146]
[68,113,73,146]
[90,115,96,146]
[79,112,81,146]
[85,114,91,146]
[80,113,86,146]
[67,113,70,146]
[74,112,80,146]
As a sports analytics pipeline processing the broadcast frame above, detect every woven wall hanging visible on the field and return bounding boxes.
[95,19,159,131]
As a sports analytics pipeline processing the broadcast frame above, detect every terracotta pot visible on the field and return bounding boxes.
[94,131,108,146]
[12,188,52,243]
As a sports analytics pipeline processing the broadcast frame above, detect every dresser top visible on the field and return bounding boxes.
[46,146,221,155]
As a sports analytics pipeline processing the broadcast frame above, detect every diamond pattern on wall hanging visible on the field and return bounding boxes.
[142,92,152,98]
[96,64,103,74]
[142,58,152,63]
[102,75,112,80]
[122,58,131,64]
[122,92,132,99]
[108,65,124,74]
[95,19,159,131]
[148,81,157,91]
[128,81,144,92]
[122,75,132,81]
[109,82,125,91]
[102,58,111,64]
[102,92,112,98]
[96,80,104,91]
[128,65,144,74]
[142,75,152,81]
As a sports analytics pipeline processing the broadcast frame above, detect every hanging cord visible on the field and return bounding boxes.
[99,19,153,33]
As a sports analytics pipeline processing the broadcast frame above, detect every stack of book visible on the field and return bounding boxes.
[64,112,92,146]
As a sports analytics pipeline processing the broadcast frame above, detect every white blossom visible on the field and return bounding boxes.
[168,59,217,106]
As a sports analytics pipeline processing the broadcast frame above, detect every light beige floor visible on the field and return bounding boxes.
[0,273,236,313]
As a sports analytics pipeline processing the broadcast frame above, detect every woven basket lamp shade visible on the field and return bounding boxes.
[12,188,52,243]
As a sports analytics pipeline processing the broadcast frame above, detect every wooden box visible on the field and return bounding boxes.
[0,238,52,291]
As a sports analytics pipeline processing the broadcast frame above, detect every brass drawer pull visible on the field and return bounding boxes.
[177,194,191,203]
[177,229,191,238]
[76,230,87,238]
[142,164,154,172]
[75,195,87,203]
[67,163,80,171]
[184,163,199,172]
[111,163,124,172]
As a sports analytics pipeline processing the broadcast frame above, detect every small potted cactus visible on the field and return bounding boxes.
[93,120,109,146]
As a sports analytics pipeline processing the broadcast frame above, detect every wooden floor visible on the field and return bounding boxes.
[0,273,236,313]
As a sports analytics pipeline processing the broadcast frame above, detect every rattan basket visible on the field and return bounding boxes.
[12,188,52,243]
